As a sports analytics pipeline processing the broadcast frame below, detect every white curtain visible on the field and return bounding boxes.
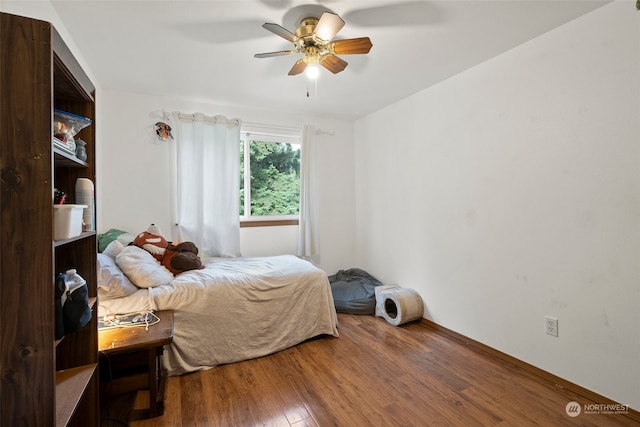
[297,124,320,263]
[171,112,241,257]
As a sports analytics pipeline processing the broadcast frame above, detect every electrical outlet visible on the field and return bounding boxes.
[545,316,558,337]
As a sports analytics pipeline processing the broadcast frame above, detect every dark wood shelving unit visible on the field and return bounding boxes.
[1,12,99,426]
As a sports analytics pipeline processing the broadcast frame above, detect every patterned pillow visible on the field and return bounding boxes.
[98,228,128,252]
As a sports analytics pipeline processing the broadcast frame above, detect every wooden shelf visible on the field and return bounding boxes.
[55,364,97,427]
[53,231,97,247]
[54,145,88,168]
[52,26,95,103]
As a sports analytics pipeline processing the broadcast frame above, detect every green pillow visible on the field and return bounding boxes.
[98,228,129,252]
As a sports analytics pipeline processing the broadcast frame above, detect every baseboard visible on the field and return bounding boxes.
[420,318,640,423]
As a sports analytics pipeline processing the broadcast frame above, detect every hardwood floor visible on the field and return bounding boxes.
[101,313,638,427]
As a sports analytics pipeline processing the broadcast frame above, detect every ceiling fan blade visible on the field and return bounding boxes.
[288,59,308,76]
[262,23,298,43]
[313,12,345,42]
[320,54,348,74]
[331,37,373,55]
[254,50,297,58]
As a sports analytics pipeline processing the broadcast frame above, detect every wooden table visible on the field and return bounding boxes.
[98,309,174,419]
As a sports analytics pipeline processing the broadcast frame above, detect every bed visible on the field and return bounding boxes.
[97,244,339,376]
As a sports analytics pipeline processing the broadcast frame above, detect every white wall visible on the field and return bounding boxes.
[354,1,639,410]
[99,89,356,275]
[6,0,638,411]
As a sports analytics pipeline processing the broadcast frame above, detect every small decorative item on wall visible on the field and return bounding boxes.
[147,110,174,144]
[154,121,174,142]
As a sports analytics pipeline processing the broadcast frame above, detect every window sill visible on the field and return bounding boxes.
[240,219,299,228]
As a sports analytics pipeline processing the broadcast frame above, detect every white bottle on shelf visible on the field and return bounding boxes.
[75,178,94,231]
[65,269,86,291]
[61,269,86,306]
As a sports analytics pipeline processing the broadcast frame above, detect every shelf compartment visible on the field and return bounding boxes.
[53,231,96,247]
[54,298,97,350]
[55,363,97,427]
[54,145,88,168]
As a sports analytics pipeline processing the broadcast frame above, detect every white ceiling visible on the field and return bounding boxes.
[50,0,609,121]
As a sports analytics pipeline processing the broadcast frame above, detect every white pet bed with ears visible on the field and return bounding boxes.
[375,285,424,326]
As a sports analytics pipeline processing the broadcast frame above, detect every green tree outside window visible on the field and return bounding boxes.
[240,138,300,217]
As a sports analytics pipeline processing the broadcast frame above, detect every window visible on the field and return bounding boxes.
[240,127,301,226]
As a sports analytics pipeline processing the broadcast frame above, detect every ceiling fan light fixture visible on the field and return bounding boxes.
[255,10,372,81]
[306,64,320,80]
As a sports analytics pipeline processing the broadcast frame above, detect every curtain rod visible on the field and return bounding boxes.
[243,122,334,137]
[315,128,335,136]
[242,121,300,133]
[175,112,240,125]
[173,117,334,137]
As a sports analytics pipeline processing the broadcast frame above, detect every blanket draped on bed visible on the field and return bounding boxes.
[102,255,339,375]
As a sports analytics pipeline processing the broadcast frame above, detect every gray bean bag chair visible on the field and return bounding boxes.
[328,268,383,315]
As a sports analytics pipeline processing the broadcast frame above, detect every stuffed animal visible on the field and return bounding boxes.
[133,224,203,275]
[132,226,168,261]
[162,241,203,276]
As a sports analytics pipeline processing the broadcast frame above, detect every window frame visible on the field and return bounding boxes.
[239,126,301,227]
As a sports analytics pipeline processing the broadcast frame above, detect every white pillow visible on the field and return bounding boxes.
[116,245,173,288]
[97,253,138,299]
[116,232,135,247]
[103,239,125,259]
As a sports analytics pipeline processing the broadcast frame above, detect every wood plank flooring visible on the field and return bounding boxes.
[101,313,638,427]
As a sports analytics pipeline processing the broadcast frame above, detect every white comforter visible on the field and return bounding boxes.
[100,255,339,375]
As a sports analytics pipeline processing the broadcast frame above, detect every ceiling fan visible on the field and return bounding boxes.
[254,11,373,76]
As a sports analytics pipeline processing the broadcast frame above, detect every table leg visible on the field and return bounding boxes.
[148,348,158,417]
